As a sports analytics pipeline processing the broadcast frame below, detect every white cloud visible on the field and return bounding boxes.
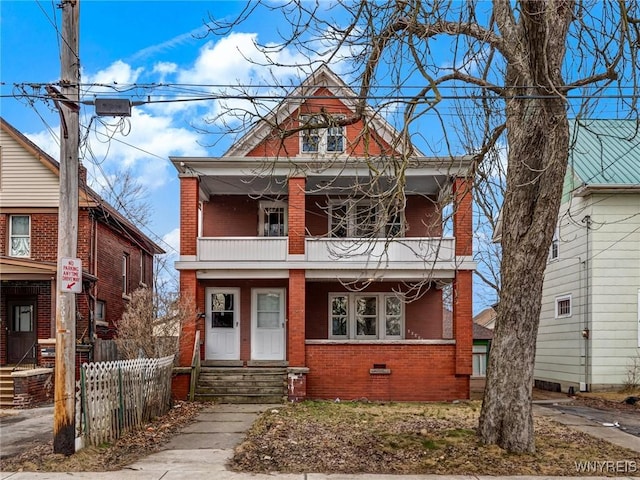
[162,227,181,255]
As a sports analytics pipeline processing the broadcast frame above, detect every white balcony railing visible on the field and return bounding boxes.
[306,237,455,264]
[196,236,454,265]
[197,237,288,261]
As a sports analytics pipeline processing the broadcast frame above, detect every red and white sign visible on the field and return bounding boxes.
[60,257,82,293]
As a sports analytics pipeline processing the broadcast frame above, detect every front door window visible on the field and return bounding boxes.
[7,300,36,363]
[212,293,235,328]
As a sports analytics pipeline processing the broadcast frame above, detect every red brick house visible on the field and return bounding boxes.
[0,117,164,377]
[172,66,475,402]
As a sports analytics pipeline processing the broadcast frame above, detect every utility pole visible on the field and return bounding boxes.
[53,0,80,456]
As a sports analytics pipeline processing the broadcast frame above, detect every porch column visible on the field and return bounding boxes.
[453,177,473,379]
[179,175,199,257]
[178,174,200,369]
[288,176,306,255]
[287,177,307,400]
[288,269,307,401]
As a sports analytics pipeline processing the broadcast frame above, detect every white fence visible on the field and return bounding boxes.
[77,355,174,446]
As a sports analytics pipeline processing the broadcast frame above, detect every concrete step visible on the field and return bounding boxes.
[198,374,285,382]
[194,393,285,404]
[195,367,286,404]
[196,385,284,395]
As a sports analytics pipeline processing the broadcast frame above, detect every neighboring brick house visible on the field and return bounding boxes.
[172,66,475,402]
[0,117,164,371]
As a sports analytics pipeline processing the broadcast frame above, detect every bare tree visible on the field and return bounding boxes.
[203,0,640,452]
[98,167,153,227]
[115,287,192,360]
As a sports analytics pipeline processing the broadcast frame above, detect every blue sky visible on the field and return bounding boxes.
[1,1,326,255]
[1,1,498,312]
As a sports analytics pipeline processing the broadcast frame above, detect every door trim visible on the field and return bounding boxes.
[204,287,241,361]
[250,288,286,360]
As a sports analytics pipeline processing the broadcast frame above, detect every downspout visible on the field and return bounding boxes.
[582,215,592,391]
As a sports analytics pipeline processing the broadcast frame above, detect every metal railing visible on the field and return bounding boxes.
[12,341,38,371]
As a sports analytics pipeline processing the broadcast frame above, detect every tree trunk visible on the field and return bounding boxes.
[478,0,573,453]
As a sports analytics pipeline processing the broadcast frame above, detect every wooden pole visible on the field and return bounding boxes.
[54,0,80,456]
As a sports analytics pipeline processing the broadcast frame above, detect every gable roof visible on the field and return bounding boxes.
[225,64,424,158]
[0,117,164,255]
[569,119,640,186]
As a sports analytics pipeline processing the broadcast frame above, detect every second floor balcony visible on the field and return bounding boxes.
[179,236,468,276]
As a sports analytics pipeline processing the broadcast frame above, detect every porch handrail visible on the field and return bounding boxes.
[188,330,201,401]
[12,341,38,371]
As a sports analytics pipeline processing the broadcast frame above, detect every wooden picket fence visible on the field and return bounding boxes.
[77,355,174,446]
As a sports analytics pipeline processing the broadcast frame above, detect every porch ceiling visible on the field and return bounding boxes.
[199,174,449,196]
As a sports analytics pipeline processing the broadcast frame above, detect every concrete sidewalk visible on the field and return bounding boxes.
[1,401,639,479]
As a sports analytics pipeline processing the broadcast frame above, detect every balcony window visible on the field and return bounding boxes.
[329,200,403,238]
[328,293,404,340]
[259,201,287,237]
[300,115,344,153]
[9,215,30,257]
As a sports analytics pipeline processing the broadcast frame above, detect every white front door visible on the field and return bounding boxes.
[205,288,240,360]
[251,288,286,360]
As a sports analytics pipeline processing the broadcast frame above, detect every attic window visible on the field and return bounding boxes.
[300,114,344,153]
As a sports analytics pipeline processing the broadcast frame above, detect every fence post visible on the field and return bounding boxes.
[118,367,124,432]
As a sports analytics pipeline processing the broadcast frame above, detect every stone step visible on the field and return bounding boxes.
[195,367,287,404]
[196,385,284,395]
[199,367,286,375]
[194,393,285,404]
[198,374,285,382]
[198,378,284,387]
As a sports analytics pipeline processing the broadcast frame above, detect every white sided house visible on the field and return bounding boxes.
[535,119,640,393]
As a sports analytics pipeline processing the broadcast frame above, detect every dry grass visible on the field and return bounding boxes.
[0,401,204,472]
[230,400,640,476]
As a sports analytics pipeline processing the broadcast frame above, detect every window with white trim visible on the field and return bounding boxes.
[300,114,344,153]
[95,300,106,325]
[329,200,403,238]
[549,226,559,261]
[9,215,30,257]
[259,201,288,237]
[122,253,130,295]
[472,345,488,377]
[328,293,404,340]
[555,294,572,318]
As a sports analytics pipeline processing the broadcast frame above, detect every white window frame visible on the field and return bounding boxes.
[9,215,31,257]
[300,114,345,154]
[259,201,288,237]
[329,294,349,339]
[555,294,572,318]
[95,300,107,326]
[328,293,404,340]
[122,253,130,296]
[472,344,488,377]
[328,199,403,238]
[549,226,559,261]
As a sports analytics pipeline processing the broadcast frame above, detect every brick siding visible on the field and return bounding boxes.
[306,343,468,401]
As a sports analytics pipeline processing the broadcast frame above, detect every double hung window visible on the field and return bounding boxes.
[259,201,287,237]
[300,115,345,153]
[9,215,30,257]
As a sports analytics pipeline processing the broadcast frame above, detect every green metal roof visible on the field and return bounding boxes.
[569,119,640,185]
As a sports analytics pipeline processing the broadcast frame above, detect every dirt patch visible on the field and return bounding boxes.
[0,401,204,472]
[229,401,640,476]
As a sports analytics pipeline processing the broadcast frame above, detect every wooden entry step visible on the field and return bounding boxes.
[194,366,287,404]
